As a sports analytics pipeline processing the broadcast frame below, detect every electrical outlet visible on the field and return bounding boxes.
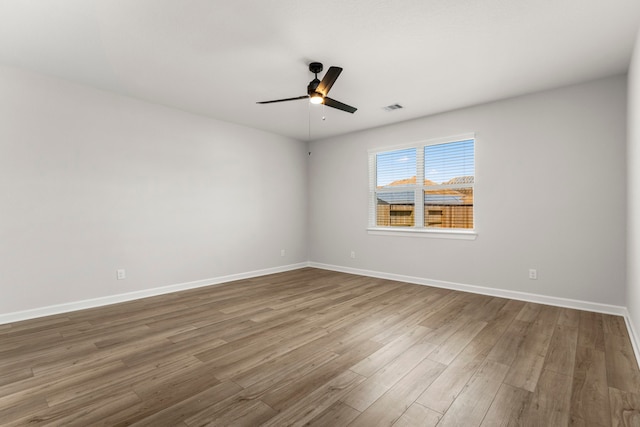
[350,251,356,259]
[117,269,126,280]
[528,269,537,280]
[280,249,286,257]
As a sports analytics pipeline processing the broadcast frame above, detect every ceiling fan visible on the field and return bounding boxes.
[257,62,357,114]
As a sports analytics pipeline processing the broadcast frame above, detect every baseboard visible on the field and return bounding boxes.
[623,310,640,371]
[308,262,627,316]
[0,262,309,325]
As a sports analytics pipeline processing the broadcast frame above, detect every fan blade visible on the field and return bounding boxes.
[316,66,342,96]
[257,95,308,104]
[324,97,357,113]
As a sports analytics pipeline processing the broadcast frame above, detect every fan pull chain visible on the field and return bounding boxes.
[308,100,311,140]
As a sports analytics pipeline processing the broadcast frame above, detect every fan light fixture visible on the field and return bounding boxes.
[309,92,324,104]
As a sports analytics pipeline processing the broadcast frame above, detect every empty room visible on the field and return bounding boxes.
[2,1,640,425]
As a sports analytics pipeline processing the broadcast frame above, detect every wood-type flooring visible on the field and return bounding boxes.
[1,268,639,426]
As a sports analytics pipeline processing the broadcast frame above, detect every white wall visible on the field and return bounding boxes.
[0,65,630,320]
[628,29,640,344]
[0,66,308,316]
[309,75,627,307]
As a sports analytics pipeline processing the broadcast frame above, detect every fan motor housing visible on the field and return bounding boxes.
[308,78,320,93]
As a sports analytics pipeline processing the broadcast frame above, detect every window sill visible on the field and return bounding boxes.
[367,227,477,240]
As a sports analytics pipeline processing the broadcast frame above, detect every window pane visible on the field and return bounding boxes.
[424,188,473,228]
[370,136,475,231]
[424,139,474,185]
[376,148,417,187]
[376,191,415,227]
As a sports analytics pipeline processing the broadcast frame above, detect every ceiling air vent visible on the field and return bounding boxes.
[383,103,403,111]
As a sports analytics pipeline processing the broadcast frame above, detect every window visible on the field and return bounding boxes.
[368,135,475,236]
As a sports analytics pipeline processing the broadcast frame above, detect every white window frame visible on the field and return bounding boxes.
[367,133,477,240]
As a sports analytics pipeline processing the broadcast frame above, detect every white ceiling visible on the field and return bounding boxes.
[1,0,639,141]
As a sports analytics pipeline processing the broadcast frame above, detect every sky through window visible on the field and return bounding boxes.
[376,139,474,187]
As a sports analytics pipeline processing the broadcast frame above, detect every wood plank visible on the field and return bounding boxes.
[521,368,573,426]
[0,316,71,337]
[260,369,366,427]
[419,294,474,329]
[480,383,531,427]
[530,304,560,336]
[609,387,640,427]
[571,345,611,426]
[462,296,508,322]
[416,348,486,414]
[368,291,450,344]
[5,390,141,427]
[461,298,524,358]
[0,367,32,388]
[128,381,243,427]
[0,360,126,404]
[305,401,361,427]
[578,310,606,350]
[486,319,532,366]
[603,314,629,337]
[427,320,487,365]
[0,396,48,426]
[348,358,446,427]
[604,333,640,393]
[515,302,541,323]
[392,403,441,427]
[231,349,339,405]
[503,330,550,392]
[194,400,277,427]
[260,339,383,411]
[208,327,329,380]
[127,362,222,423]
[543,324,578,375]
[230,342,340,389]
[436,359,511,427]
[556,307,581,328]
[349,325,432,377]
[47,356,202,407]
[341,341,437,411]
[0,340,98,374]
